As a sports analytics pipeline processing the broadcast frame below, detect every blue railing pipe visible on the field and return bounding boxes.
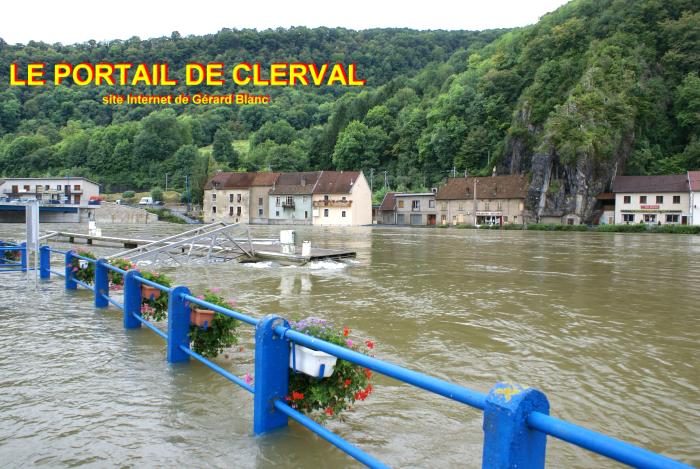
[482,383,549,468]
[181,293,259,326]
[39,245,50,279]
[274,326,488,410]
[526,412,693,469]
[64,251,77,290]
[254,315,290,435]
[20,242,27,272]
[123,270,142,329]
[167,285,191,364]
[94,260,109,308]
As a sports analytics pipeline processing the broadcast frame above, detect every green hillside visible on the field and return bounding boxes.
[0,0,698,220]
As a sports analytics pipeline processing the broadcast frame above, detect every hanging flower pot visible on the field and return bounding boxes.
[290,344,337,378]
[141,285,161,301]
[191,308,215,327]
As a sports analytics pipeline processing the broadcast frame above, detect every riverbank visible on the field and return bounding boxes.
[435,223,700,234]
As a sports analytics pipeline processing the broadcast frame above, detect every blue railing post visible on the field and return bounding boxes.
[123,270,142,329]
[167,286,191,363]
[94,259,109,308]
[482,383,550,469]
[65,250,77,290]
[20,242,27,272]
[254,314,290,435]
[39,245,50,279]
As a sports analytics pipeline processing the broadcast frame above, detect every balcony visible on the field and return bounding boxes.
[313,199,352,208]
[282,201,295,209]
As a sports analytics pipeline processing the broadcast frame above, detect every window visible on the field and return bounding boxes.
[44,185,49,190]
[398,200,404,209]
[341,211,346,218]
[429,200,435,208]
[275,197,280,206]
[666,214,679,223]
[484,202,490,210]
[229,194,234,203]
[623,196,631,204]
[237,206,242,216]
[23,185,30,191]
[258,197,263,206]
[497,202,502,211]
[258,208,263,216]
[304,211,308,219]
[324,195,329,201]
[458,203,464,211]
[286,195,293,206]
[341,196,347,201]
[412,200,420,210]
[643,214,656,223]
[640,195,647,203]
[440,202,447,211]
[74,185,80,190]
[673,195,681,204]
[656,195,663,204]
[275,211,279,216]
[504,216,508,222]
[237,194,242,203]
[441,214,446,223]
[229,207,234,216]
[324,209,329,217]
[212,206,217,214]
[623,214,634,222]
[212,194,217,201]
[56,185,62,190]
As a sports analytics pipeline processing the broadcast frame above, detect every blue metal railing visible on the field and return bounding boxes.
[24,244,693,469]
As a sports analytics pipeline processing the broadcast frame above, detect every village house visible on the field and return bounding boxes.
[378,191,437,225]
[689,171,700,226]
[435,174,529,226]
[203,172,254,224]
[268,172,321,225]
[612,175,690,225]
[248,172,280,224]
[312,171,372,226]
[0,176,100,205]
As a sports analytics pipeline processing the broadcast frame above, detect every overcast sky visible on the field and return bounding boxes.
[1,0,570,45]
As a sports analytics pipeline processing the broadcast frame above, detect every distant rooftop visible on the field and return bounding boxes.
[612,175,688,193]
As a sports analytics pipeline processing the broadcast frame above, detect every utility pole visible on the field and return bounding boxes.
[452,166,456,178]
[165,173,169,192]
[185,175,190,212]
[370,168,374,193]
[383,171,389,189]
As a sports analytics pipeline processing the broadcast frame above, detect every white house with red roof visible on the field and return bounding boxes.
[689,171,700,225]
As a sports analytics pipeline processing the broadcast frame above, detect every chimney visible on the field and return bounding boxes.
[492,166,497,177]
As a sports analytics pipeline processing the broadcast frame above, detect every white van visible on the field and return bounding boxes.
[138,197,153,205]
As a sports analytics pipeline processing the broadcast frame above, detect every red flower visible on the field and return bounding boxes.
[364,368,372,379]
[291,391,305,400]
[365,384,373,395]
[365,340,374,349]
[325,407,334,416]
[343,327,350,337]
[344,379,352,387]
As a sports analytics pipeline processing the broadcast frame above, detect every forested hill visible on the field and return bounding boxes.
[1,0,699,222]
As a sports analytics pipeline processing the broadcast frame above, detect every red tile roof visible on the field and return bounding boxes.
[205,172,279,190]
[379,192,396,211]
[436,175,529,200]
[688,171,700,191]
[252,172,280,186]
[313,171,362,194]
[612,175,688,193]
[269,172,322,195]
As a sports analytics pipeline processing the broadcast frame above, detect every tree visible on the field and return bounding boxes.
[212,128,238,167]
[151,187,164,202]
[332,121,388,171]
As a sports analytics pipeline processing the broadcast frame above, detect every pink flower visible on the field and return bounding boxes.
[227,298,237,306]
[210,287,221,293]
[244,373,253,385]
[346,339,353,347]
[196,295,204,300]
[72,267,78,272]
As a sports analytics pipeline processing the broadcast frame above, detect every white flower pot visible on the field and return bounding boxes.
[290,344,337,378]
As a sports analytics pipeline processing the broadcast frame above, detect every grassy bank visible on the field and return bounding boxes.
[144,208,187,224]
[439,223,699,234]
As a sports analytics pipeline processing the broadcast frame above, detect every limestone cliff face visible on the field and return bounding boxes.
[507,133,633,223]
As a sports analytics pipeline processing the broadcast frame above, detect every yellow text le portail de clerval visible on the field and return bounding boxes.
[9,62,366,87]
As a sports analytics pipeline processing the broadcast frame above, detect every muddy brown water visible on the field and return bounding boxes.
[0,222,698,468]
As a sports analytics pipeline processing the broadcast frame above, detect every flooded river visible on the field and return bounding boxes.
[0,223,698,468]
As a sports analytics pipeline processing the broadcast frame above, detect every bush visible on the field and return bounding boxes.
[151,187,164,202]
[122,190,135,199]
[649,224,700,234]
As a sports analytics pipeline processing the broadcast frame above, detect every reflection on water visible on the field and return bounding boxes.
[0,222,698,468]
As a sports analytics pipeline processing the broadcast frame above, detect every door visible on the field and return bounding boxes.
[396,214,405,224]
[682,216,688,225]
[74,194,81,204]
[427,214,436,225]
[410,214,422,225]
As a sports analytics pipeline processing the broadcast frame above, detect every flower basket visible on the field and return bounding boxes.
[141,285,161,301]
[290,344,337,378]
[191,308,215,328]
